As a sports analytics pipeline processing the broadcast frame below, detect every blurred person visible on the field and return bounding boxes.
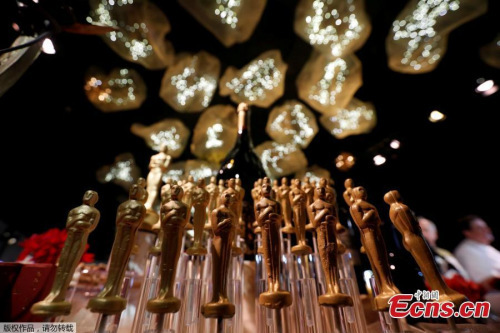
[454,215,500,314]
[418,217,470,280]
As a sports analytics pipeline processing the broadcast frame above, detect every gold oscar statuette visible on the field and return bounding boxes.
[310,187,353,307]
[147,185,188,313]
[201,190,236,318]
[87,182,147,315]
[255,183,292,309]
[349,186,400,311]
[385,190,466,308]
[186,179,210,255]
[204,176,219,232]
[31,191,101,317]
[289,179,312,255]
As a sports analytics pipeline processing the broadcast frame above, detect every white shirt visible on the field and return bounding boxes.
[454,239,500,283]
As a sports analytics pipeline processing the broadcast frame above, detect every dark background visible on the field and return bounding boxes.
[0,0,499,282]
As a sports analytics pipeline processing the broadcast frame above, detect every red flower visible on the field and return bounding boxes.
[17,228,95,264]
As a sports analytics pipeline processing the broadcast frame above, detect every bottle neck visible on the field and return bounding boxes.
[237,108,253,148]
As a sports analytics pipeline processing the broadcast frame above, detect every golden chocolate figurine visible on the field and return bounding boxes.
[186,179,210,255]
[145,144,171,211]
[147,185,188,314]
[201,190,236,318]
[226,178,243,256]
[272,179,279,198]
[342,178,355,207]
[31,191,100,317]
[289,179,312,255]
[255,183,292,309]
[252,180,262,234]
[279,177,295,234]
[310,187,353,307]
[204,176,219,231]
[384,190,466,308]
[182,175,196,229]
[303,177,315,231]
[87,183,147,315]
[218,179,226,196]
[235,178,246,236]
[350,186,400,311]
[160,178,173,203]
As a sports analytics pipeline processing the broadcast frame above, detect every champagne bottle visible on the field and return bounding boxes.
[218,103,267,256]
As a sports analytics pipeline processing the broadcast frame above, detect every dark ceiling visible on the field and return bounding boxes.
[0,0,499,262]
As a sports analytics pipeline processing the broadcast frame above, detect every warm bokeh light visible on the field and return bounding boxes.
[335,152,356,172]
[476,79,498,96]
[42,39,56,54]
[390,140,401,149]
[429,110,446,122]
[373,154,386,166]
[84,68,146,112]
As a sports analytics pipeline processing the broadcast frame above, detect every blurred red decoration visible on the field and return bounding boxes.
[17,228,94,264]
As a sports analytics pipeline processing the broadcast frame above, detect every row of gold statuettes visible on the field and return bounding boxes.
[30,172,468,325]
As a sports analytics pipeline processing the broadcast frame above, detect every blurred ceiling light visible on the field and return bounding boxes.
[373,154,386,166]
[429,110,446,123]
[476,79,498,96]
[390,139,401,149]
[42,39,56,54]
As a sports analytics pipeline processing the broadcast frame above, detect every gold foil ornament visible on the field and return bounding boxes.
[220,50,287,108]
[159,51,221,112]
[161,160,219,186]
[191,105,238,164]
[266,100,318,148]
[320,98,376,139]
[480,34,500,69]
[295,165,331,185]
[297,51,362,114]
[131,119,190,158]
[294,0,371,59]
[97,153,141,191]
[31,191,100,317]
[386,0,487,74]
[178,0,267,47]
[84,68,146,112]
[255,141,308,179]
[88,0,174,70]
